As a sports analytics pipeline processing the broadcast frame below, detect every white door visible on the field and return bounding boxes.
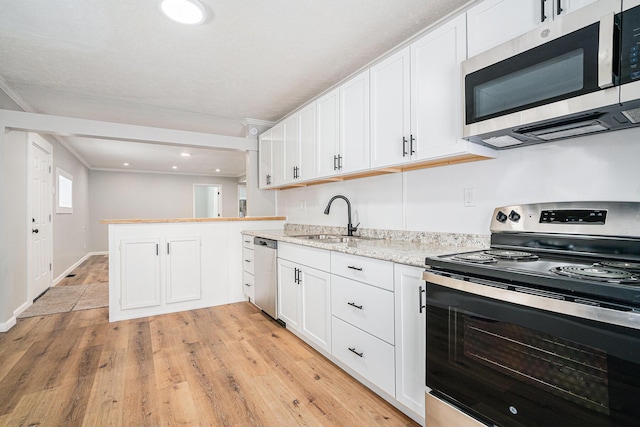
[166,236,202,304]
[29,134,53,301]
[315,88,340,178]
[300,266,331,352]
[283,114,300,184]
[120,238,161,310]
[410,14,468,161]
[370,47,411,168]
[394,264,426,417]
[340,69,370,174]
[277,259,300,331]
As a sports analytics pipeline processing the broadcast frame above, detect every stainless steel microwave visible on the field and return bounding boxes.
[463,0,640,149]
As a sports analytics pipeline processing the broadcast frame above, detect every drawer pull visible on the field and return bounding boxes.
[244,283,252,287]
[348,347,364,358]
[243,240,251,244]
[347,265,363,271]
[347,302,363,310]
[244,259,252,262]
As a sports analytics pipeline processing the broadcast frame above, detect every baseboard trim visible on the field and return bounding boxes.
[53,251,107,286]
[14,300,31,317]
[0,316,16,333]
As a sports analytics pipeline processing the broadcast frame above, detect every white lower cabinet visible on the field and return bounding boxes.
[120,238,162,310]
[332,316,396,396]
[394,264,426,419]
[119,235,202,311]
[277,243,331,352]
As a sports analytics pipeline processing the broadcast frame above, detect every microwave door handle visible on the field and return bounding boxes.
[598,12,615,89]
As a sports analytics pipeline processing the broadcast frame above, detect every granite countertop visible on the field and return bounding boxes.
[242,226,489,268]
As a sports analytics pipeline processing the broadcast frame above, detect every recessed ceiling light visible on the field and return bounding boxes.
[180,152,191,157]
[172,166,178,169]
[159,0,206,25]
[215,168,221,172]
[123,163,129,166]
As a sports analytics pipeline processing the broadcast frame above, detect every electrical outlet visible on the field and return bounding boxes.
[464,188,475,207]
[299,200,306,211]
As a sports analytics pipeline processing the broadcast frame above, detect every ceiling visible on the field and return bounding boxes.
[0,0,469,176]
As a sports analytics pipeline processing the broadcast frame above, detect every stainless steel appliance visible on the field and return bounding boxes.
[253,237,279,320]
[462,0,640,149]
[424,202,640,426]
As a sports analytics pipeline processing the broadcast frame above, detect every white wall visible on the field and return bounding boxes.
[89,171,241,251]
[277,127,640,234]
[2,131,28,327]
[52,138,91,279]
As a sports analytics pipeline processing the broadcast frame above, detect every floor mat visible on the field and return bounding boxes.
[17,283,109,318]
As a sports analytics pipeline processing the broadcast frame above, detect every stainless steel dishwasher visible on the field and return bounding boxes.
[253,237,279,321]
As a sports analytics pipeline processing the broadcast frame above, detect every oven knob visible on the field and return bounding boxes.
[508,210,521,222]
[496,211,508,223]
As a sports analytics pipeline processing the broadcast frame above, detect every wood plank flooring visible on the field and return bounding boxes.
[56,255,109,287]
[0,257,418,426]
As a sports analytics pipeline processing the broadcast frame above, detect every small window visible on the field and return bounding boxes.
[56,168,73,214]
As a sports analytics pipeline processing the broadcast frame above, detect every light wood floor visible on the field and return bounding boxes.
[0,258,418,426]
[56,254,109,287]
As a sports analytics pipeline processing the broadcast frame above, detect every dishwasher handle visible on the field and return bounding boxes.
[254,237,278,249]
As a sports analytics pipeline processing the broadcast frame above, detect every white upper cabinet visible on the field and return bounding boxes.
[467,0,598,58]
[258,130,272,188]
[316,88,341,178]
[411,14,468,161]
[270,123,285,186]
[283,114,300,184]
[370,47,411,169]
[340,69,370,174]
[298,103,316,181]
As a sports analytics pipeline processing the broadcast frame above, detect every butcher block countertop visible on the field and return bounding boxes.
[100,216,286,224]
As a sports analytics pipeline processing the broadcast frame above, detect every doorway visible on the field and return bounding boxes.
[29,134,53,301]
[193,184,221,218]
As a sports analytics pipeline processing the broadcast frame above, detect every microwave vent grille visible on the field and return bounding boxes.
[481,135,525,148]
[621,107,640,124]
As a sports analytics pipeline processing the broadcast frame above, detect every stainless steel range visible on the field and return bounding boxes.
[424,202,640,427]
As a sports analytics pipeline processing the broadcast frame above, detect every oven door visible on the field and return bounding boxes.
[462,0,620,146]
[425,273,640,427]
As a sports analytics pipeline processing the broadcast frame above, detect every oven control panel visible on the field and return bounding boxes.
[539,209,607,224]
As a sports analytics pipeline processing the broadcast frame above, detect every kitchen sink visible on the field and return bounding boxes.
[289,234,380,243]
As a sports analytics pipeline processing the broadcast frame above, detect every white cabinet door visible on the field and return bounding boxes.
[411,14,468,161]
[299,103,316,181]
[166,237,201,304]
[554,0,598,19]
[394,264,426,418]
[467,0,542,58]
[283,114,300,184]
[316,88,340,178]
[258,130,272,188]
[277,259,300,331]
[340,69,370,174]
[120,238,161,310]
[370,47,411,168]
[270,123,285,186]
[300,266,331,352]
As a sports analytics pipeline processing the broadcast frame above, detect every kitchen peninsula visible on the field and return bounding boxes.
[101,216,285,322]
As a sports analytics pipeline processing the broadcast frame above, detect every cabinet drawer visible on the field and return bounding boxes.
[242,235,254,250]
[331,316,395,396]
[278,242,330,271]
[243,271,255,300]
[242,247,254,274]
[331,252,393,291]
[331,275,394,344]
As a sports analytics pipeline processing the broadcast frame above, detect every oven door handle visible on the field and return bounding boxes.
[423,271,640,331]
[598,11,615,89]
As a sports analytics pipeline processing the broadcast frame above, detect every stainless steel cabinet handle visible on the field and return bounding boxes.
[244,259,252,262]
[244,283,252,287]
[347,265,363,271]
[402,136,408,156]
[556,0,562,16]
[419,285,426,313]
[347,302,363,310]
[410,134,416,155]
[348,347,364,357]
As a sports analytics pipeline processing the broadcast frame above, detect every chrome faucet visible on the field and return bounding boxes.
[324,195,359,236]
